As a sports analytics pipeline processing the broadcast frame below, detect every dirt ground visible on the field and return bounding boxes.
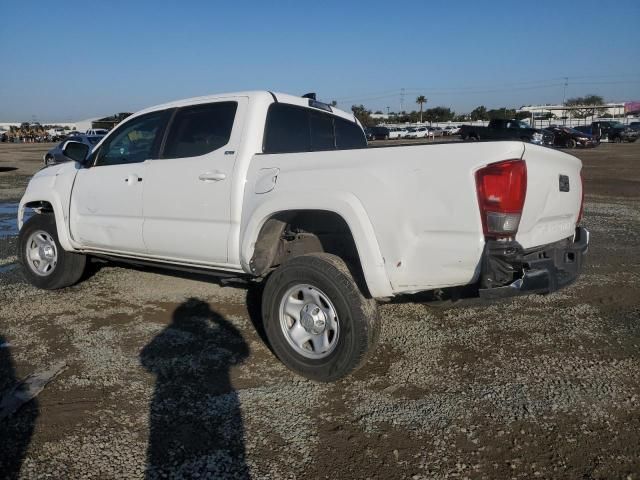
[0,141,639,479]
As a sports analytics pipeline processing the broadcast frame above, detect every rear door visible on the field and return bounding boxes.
[69,111,169,253]
[142,98,247,264]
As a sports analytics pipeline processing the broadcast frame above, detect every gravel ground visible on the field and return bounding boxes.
[0,141,639,479]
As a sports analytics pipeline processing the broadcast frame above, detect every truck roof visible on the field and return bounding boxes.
[133,90,358,124]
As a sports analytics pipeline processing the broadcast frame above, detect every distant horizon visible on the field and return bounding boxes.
[1,1,638,121]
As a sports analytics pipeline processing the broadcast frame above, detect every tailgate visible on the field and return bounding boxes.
[517,144,583,248]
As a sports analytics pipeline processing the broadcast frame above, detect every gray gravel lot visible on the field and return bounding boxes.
[0,141,639,479]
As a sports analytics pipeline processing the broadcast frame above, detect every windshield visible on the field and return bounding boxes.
[87,136,102,145]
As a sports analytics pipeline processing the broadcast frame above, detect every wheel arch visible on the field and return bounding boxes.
[19,195,74,252]
[241,200,393,298]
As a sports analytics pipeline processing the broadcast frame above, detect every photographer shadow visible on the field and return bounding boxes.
[140,298,250,479]
[0,335,38,480]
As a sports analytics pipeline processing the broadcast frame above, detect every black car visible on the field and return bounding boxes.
[459,119,552,145]
[544,126,598,149]
[365,126,391,140]
[574,123,638,143]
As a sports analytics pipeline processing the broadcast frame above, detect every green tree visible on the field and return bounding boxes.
[566,94,606,119]
[470,106,489,121]
[351,105,374,127]
[424,107,455,124]
[416,96,427,123]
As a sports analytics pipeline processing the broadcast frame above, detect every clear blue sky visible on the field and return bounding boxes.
[1,0,639,121]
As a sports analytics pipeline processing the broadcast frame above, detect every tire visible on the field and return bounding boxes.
[45,154,54,165]
[18,213,86,290]
[565,138,577,149]
[613,136,622,143]
[261,253,380,382]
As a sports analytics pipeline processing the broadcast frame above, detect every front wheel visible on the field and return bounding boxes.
[565,138,577,149]
[613,136,622,143]
[261,253,380,382]
[18,214,86,289]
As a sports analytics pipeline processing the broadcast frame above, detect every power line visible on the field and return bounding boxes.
[330,74,638,104]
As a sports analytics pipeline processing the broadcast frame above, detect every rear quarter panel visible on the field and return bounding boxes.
[242,141,526,296]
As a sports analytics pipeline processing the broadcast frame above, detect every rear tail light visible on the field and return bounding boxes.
[577,171,585,224]
[475,159,527,239]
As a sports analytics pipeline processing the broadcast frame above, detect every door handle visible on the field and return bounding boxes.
[199,171,226,182]
[125,174,142,183]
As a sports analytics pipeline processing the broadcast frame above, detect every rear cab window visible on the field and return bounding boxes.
[263,103,366,154]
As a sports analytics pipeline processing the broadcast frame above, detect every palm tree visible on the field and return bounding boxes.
[416,96,427,123]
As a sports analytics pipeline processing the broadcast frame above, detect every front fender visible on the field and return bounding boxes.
[18,164,78,252]
[240,190,393,298]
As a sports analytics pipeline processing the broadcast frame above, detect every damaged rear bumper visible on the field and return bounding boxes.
[479,227,589,299]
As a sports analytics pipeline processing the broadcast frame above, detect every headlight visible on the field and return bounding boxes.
[532,132,543,143]
[577,137,589,141]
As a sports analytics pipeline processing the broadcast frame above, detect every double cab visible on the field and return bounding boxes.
[18,91,589,381]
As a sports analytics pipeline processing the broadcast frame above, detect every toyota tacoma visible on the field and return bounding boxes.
[17,91,589,381]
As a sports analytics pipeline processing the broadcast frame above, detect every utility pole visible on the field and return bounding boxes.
[386,106,390,115]
[562,77,568,105]
[400,88,405,113]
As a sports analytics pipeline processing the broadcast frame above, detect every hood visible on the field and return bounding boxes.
[34,160,79,179]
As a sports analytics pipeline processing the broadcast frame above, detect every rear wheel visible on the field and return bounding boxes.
[261,253,380,382]
[18,214,86,289]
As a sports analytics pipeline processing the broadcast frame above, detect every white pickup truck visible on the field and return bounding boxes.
[17,91,589,381]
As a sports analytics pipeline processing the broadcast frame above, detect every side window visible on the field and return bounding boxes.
[335,118,366,149]
[263,104,311,153]
[163,102,238,159]
[95,111,167,166]
[310,111,335,150]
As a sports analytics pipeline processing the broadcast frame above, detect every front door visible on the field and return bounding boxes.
[142,98,246,265]
[69,110,169,253]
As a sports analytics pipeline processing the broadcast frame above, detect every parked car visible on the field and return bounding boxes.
[18,90,589,382]
[43,134,105,165]
[430,127,444,137]
[406,127,428,138]
[574,123,638,143]
[365,126,390,140]
[459,119,553,145]
[443,126,460,136]
[47,127,68,140]
[543,127,598,149]
[86,128,109,136]
[387,127,406,140]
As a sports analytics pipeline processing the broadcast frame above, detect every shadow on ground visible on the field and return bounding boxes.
[0,334,38,480]
[140,298,250,479]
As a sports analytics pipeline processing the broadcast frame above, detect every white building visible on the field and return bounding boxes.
[518,103,626,119]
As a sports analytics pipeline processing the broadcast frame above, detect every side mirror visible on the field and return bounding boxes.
[62,141,90,164]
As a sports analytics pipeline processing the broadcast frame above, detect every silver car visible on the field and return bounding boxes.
[43,134,104,166]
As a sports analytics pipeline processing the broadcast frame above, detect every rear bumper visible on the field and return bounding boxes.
[479,227,589,300]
